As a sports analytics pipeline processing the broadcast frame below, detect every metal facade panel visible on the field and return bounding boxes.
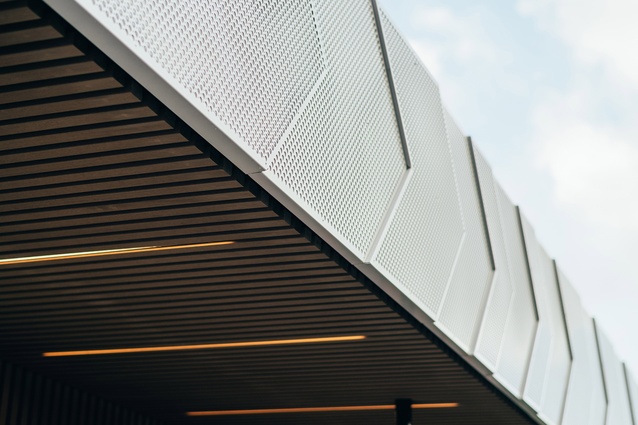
[559,270,607,425]
[596,324,633,425]
[473,149,537,396]
[437,111,494,353]
[473,149,513,371]
[491,185,537,397]
[266,0,406,258]
[371,13,465,319]
[84,0,324,163]
[626,367,638,425]
[520,215,571,424]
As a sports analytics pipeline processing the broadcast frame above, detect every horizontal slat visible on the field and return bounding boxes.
[0,104,156,136]
[0,43,83,67]
[0,24,62,47]
[0,198,267,232]
[0,75,121,104]
[0,59,103,86]
[0,6,538,425]
[0,6,39,25]
[0,131,186,165]
[0,90,140,120]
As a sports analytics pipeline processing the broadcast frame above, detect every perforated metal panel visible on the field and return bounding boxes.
[596,324,633,425]
[85,0,324,162]
[473,148,537,397]
[492,186,537,397]
[370,13,464,319]
[520,215,571,424]
[626,367,638,425]
[437,110,493,353]
[473,149,512,371]
[559,269,607,425]
[266,0,406,258]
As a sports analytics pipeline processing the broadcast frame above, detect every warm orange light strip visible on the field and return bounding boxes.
[187,403,459,416]
[0,241,234,266]
[43,335,366,357]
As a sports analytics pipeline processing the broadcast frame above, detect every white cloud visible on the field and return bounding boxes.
[384,0,638,370]
[532,87,638,231]
[521,0,638,369]
[518,0,638,90]
[397,3,529,145]
[409,6,501,65]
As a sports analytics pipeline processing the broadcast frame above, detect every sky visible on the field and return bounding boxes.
[380,0,638,375]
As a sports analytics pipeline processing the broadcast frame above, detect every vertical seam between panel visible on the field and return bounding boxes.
[468,137,496,271]
[623,363,637,425]
[593,319,610,413]
[370,0,411,169]
[516,206,540,322]
[553,261,574,361]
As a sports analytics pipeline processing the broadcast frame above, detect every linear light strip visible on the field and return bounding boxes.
[42,335,366,357]
[0,241,234,266]
[187,403,459,416]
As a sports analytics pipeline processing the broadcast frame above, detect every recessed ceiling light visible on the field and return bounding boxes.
[186,403,459,416]
[42,335,366,357]
[0,241,234,266]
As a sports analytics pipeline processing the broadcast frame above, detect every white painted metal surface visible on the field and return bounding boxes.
[626,366,638,425]
[372,13,465,320]
[42,0,638,423]
[596,323,634,425]
[520,214,571,424]
[266,0,407,259]
[473,148,537,397]
[437,111,494,354]
[559,269,607,425]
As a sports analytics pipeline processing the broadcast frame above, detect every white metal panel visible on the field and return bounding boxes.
[596,323,633,425]
[626,366,638,425]
[266,0,406,259]
[370,13,465,319]
[437,112,493,353]
[473,148,537,397]
[473,149,513,372]
[559,269,607,425]
[520,214,571,424]
[491,185,537,397]
[73,0,325,167]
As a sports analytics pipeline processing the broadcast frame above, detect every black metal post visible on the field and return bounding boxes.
[395,398,412,425]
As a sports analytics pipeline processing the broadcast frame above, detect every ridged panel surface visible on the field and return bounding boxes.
[86,0,324,162]
[0,359,163,425]
[520,215,571,424]
[267,0,406,258]
[0,3,539,422]
[437,110,493,352]
[559,270,607,425]
[596,324,633,425]
[371,13,465,319]
[473,149,537,396]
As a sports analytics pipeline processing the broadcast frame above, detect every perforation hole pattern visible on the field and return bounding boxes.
[372,14,463,318]
[521,218,571,423]
[268,0,406,257]
[438,109,493,352]
[558,270,607,425]
[494,183,537,396]
[472,149,512,370]
[91,0,324,161]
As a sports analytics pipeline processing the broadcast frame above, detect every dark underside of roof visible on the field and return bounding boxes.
[0,1,536,424]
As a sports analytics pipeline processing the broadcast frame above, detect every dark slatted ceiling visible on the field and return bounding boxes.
[0,2,536,424]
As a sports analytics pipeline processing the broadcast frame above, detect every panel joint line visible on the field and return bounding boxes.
[370,0,411,169]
